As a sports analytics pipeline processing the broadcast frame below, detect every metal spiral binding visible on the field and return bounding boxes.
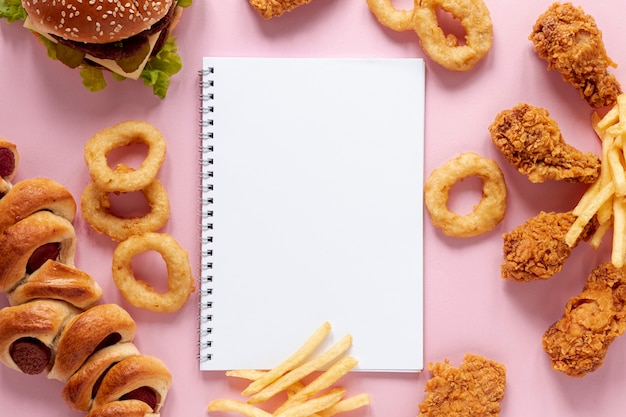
[198,67,215,363]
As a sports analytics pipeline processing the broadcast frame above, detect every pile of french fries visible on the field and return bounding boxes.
[566,94,626,267]
[207,322,370,417]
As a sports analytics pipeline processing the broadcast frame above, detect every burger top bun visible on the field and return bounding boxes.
[22,0,174,44]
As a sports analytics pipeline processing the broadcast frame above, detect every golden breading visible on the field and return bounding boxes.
[249,0,312,19]
[543,262,626,377]
[418,353,506,417]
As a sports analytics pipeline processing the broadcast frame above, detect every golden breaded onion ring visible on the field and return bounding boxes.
[412,0,493,71]
[365,0,415,31]
[112,233,194,313]
[84,121,166,192]
[80,178,170,242]
[424,152,507,237]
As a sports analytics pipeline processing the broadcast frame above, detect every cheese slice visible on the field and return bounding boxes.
[24,17,160,80]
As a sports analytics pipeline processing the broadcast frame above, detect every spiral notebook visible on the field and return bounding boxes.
[198,57,425,372]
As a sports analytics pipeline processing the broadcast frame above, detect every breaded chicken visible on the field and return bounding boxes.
[418,353,506,417]
[530,2,621,108]
[543,262,626,377]
[489,103,600,183]
[501,211,597,282]
[249,0,312,19]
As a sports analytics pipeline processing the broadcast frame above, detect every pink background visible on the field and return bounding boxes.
[1,0,626,416]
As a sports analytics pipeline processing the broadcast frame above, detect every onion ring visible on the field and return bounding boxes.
[412,0,493,71]
[111,233,194,313]
[424,152,507,237]
[365,0,415,32]
[84,121,166,193]
[80,178,170,242]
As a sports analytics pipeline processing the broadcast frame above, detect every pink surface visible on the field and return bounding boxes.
[1,1,626,416]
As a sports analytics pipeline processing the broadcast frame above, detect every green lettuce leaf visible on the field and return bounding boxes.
[139,36,183,99]
[0,0,26,23]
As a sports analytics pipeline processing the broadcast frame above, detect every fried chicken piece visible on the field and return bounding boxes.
[418,353,506,417]
[489,103,600,183]
[249,0,312,19]
[543,262,626,377]
[501,211,597,282]
[529,2,621,108]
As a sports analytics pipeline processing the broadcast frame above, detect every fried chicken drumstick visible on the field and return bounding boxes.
[543,262,626,377]
[501,211,597,282]
[530,2,621,108]
[489,103,600,183]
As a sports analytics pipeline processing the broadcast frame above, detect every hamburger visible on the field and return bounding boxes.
[0,0,191,98]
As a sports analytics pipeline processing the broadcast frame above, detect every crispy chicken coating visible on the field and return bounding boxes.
[249,0,312,19]
[543,262,626,377]
[529,2,621,108]
[489,103,600,183]
[501,211,597,282]
[418,353,506,417]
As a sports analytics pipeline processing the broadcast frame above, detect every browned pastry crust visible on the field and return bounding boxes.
[0,299,80,374]
[0,138,173,415]
[0,210,77,292]
[91,355,172,413]
[85,400,158,417]
[0,178,76,232]
[63,343,141,412]
[8,260,103,309]
[49,304,137,382]
[249,0,312,19]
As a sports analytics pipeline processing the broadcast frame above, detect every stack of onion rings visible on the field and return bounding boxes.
[81,120,194,313]
[81,121,170,241]
[424,152,507,237]
[365,0,493,71]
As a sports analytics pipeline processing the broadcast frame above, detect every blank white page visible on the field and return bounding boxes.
[199,57,424,372]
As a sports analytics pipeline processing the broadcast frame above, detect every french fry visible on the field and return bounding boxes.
[248,334,353,404]
[317,393,372,417]
[207,322,370,417]
[274,388,345,417]
[607,147,626,196]
[612,197,626,267]
[565,181,615,246]
[273,356,359,414]
[207,399,272,417]
[568,93,626,268]
[241,321,332,396]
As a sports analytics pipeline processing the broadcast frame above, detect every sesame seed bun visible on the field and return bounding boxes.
[22,0,174,44]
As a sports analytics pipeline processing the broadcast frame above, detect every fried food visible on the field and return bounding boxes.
[489,103,600,183]
[412,0,493,71]
[249,0,312,19]
[418,353,506,417]
[365,0,493,71]
[424,152,507,238]
[84,120,166,193]
[80,176,171,242]
[530,2,621,108]
[501,211,597,282]
[543,262,626,377]
[208,322,370,417]
[566,94,626,268]
[112,233,195,313]
[366,0,415,31]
